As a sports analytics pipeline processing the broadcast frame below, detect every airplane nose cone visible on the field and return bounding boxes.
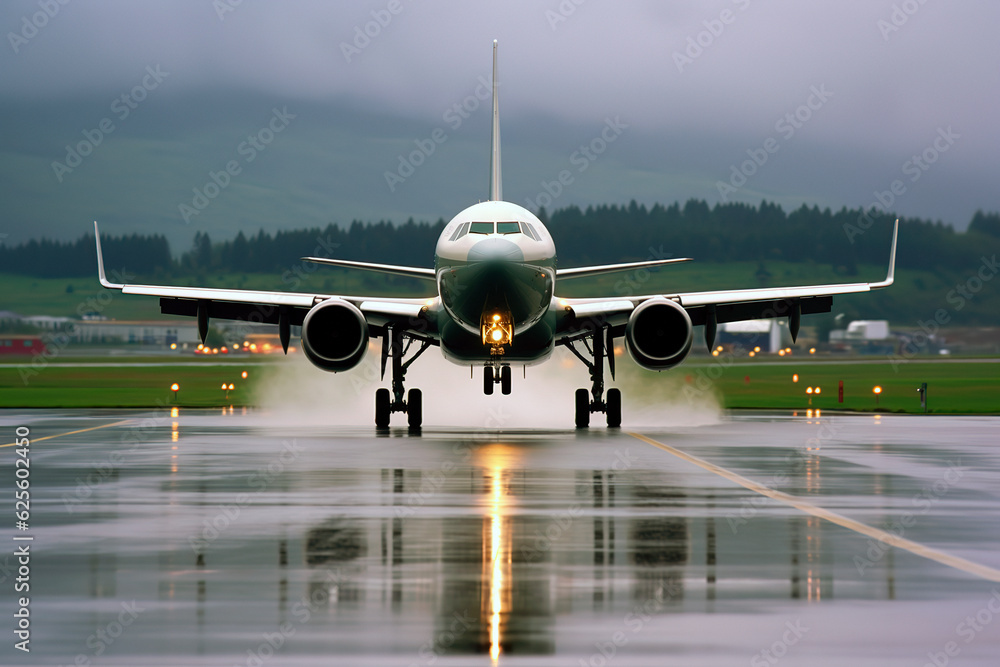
[468,238,524,262]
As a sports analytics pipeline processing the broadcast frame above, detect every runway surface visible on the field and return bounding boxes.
[2,409,1000,666]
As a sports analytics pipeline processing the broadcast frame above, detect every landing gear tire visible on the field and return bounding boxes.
[606,388,622,428]
[500,365,512,395]
[375,388,390,428]
[484,366,494,395]
[407,388,422,428]
[575,388,590,428]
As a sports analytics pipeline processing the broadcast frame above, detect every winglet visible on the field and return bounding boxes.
[870,218,898,290]
[488,40,502,202]
[94,221,124,289]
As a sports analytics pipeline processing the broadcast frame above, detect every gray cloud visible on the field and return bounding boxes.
[1,0,997,248]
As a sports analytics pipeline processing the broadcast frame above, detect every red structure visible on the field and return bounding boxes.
[0,335,46,355]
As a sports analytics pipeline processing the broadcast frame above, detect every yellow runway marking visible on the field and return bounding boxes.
[1,420,132,448]
[628,431,1000,583]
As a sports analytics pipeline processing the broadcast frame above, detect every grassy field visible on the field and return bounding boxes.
[0,359,270,408]
[1,355,996,413]
[640,359,1000,414]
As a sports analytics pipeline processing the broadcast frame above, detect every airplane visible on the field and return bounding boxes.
[94,41,898,429]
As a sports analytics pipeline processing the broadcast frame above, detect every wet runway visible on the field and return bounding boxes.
[3,409,1000,666]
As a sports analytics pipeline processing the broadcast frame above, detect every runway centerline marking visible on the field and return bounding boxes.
[1,419,132,448]
[628,431,1000,583]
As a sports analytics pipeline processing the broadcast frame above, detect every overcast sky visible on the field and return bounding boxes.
[1,0,998,249]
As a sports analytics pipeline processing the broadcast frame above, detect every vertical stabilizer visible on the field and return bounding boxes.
[489,40,502,202]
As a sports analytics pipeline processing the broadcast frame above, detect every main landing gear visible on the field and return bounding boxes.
[375,325,431,429]
[483,362,512,395]
[565,324,621,428]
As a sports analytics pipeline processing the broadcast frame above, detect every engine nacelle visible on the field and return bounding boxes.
[625,298,693,371]
[300,298,369,372]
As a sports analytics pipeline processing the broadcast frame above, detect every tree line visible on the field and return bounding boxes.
[2,201,998,278]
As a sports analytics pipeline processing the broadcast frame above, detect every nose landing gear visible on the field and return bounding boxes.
[483,363,512,395]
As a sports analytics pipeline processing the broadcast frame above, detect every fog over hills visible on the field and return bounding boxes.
[2,1,998,251]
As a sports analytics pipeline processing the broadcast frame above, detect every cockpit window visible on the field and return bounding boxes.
[522,222,540,241]
[448,221,470,240]
[469,222,494,234]
[497,222,520,235]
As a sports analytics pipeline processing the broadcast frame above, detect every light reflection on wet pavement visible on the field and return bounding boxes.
[2,409,999,666]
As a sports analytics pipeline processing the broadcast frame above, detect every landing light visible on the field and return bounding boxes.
[809,347,816,354]
[792,374,799,382]
[493,314,501,321]
[754,346,761,353]
[170,343,177,350]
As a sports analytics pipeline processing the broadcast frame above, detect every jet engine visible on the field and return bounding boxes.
[300,298,369,372]
[624,298,693,371]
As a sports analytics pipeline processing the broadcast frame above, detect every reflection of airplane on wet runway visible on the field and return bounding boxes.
[93,41,898,428]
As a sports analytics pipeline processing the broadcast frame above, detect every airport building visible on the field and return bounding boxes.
[71,319,200,346]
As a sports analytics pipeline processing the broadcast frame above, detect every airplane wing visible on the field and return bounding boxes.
[93,222,435,347]
[300,256,436,280]
[556,257,693,279]
[556,219,898,347]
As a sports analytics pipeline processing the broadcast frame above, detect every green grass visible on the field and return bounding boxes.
[1,356,996,413]
[628,358,1000,414]
[0,361,270,408]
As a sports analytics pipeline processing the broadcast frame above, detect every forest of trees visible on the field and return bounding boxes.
[2,200,998,278]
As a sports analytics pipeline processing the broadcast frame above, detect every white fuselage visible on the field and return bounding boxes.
[433,201,557,364]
